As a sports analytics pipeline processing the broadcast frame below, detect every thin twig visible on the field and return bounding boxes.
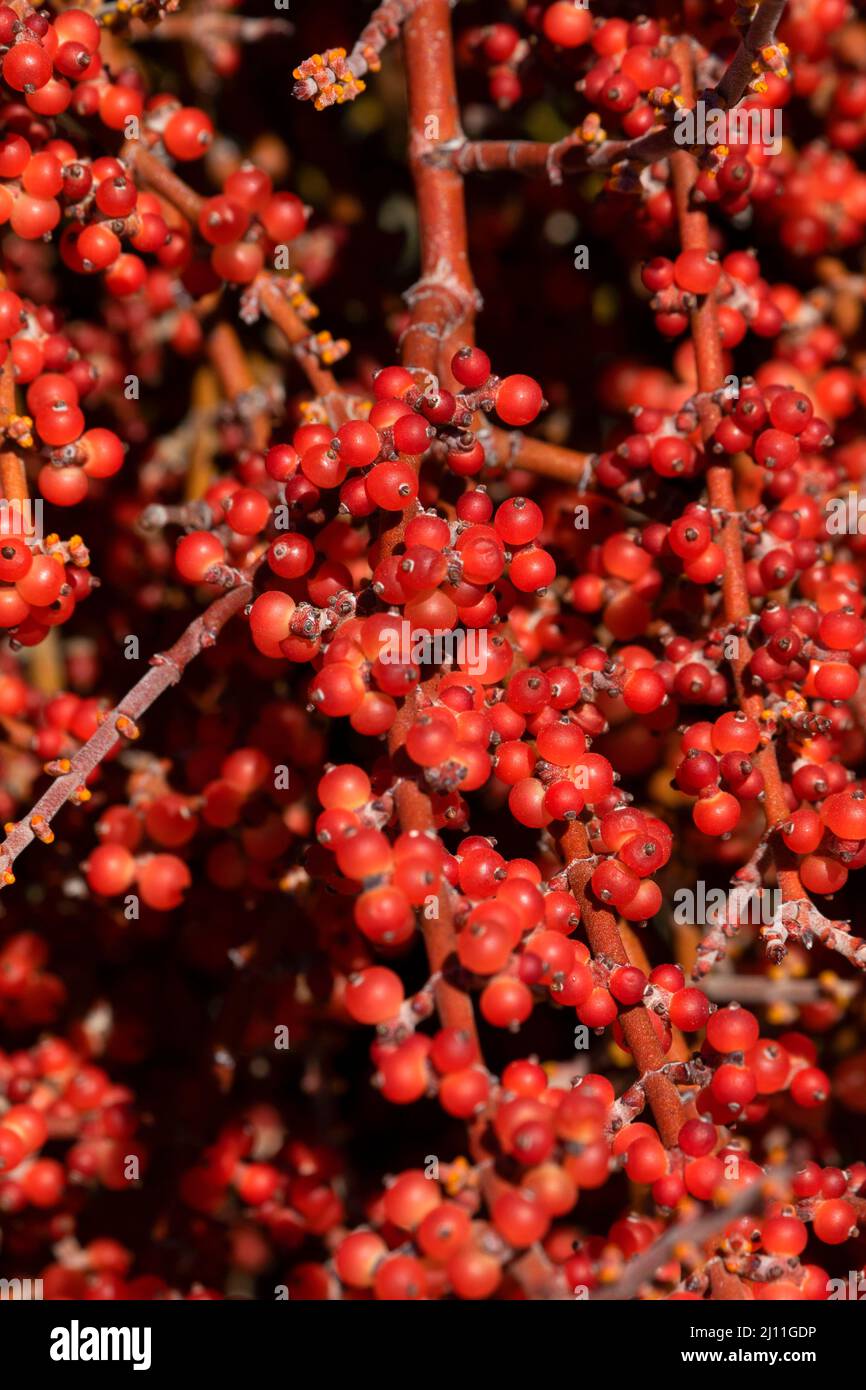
[0,566,261,887]
[593,1167,791,1301]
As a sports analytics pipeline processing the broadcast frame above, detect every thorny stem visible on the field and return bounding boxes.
[0,566,261,888]
[669,39,724,425]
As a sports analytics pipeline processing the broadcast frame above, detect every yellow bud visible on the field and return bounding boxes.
[767,1000,796,1026]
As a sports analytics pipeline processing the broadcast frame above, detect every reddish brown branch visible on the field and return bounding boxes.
[208,322,271,452]
[0,452,26,505]
[126,141,204,224]
[426,134,591,183]
[0,351,26,503]
[429,139,560,176]
[146,13,292,44]
[563,821,687,1148]
[669,37,806,955]
[255,278,341,401]
[388,687,477,1043]
[379,0,480,559]
[487,426,592,483]
[715,0,790,109]
[669,39,724,429]
[428,4,791,179]
[401,0,478,379]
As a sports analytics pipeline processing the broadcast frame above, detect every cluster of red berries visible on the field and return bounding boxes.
[84,738,311,909]
[0,521,92,647]
[641,249,788,344]
[318,1006,866,1300]
[459,22,526,109]
[0,6,317,565]
[2,0,866,1310]
[0,1036,144,1213]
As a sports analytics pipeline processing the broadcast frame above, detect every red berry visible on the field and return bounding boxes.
[542,3,593,48]
[673,249,721,295]
[495,374,544,426]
